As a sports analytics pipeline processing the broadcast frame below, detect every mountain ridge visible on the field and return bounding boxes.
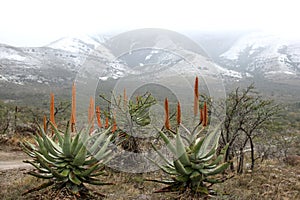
[1,30,300,104]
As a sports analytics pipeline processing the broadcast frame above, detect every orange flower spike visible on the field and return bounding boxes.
[50,93,56,127]
[200,108,204,124]
[177,101,181,125]
[88,97,95,133]
[164,98,170,130]
[105,117,109,129]
[70,83,76,132]
[203,102,208,127]
[112,119,117,133]
[194,76,199,117]
[43,115,47,133]
[96,106,102,128]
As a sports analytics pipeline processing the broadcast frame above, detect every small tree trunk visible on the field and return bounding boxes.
[225,146,235,171]
[237,148,244,174]
[249,136,255,171]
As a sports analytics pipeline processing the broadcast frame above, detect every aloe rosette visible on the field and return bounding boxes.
[22,122,113,193]
[148,77,230,195]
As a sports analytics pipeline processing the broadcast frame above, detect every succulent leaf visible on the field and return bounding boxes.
[176,131,191,166]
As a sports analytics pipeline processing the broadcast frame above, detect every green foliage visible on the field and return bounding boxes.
[128,93,156,126]
[101,92,156,153]
[21,122,113,194]
[0,100,11,134]
[148,124,230,196]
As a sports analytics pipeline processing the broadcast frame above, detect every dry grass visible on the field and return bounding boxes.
[0,159,299,200]
[0,168,38,200]
[0,137,299,200]
[215,160,300,199]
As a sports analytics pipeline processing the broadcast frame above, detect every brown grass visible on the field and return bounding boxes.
[215,160,300,199]
[0,159,299,200]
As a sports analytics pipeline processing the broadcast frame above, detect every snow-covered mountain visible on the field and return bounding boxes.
[0,35,119,86]
[1,30,300,102]
[219,32,300,79]
[99,28,244,82]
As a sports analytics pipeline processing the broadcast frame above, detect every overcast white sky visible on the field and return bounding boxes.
[0,0,299,46]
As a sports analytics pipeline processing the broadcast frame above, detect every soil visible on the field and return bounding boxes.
[0,145,31,171]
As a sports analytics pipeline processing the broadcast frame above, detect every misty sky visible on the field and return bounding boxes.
[0,0,299,47]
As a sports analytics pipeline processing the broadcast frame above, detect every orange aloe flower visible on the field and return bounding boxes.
[200,108,204,124]
[43,115,47,133]
[49,93,56,136]
[70,83,76,132]
[96,106,102,128]
[194,76,199,117]
[88,97,95,133]
[164,98,170,130]
[112,119,117,133]
[50,93,56,127]
[177,101,181,125]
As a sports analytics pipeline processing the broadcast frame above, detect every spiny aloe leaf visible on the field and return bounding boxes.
[35,136,60,163]
[48,121,63,146]
[74,130,89,156]
[94,134,113,160]
[147,157,178,175]
[207,143,229,167]
[151,144,173,167]
[190,171,202,181]
[69,171,82,185]
[60,169,70,177]
[154,127,177,155]
[72,145,87,166]
[205,178,224,184]
[199,162,230,176]
[176,131,191,166]
[89,127,111,154]
[62,122,72,157]
[173,160,191,176]
[197,124,221,158]
[28,171,53,179]
[193,136,205,157]
[23,160,49,173]
[144,179,175,185]
[70,131,80,156]
[97,149,113,161]
[77,163,99,177]
[173,175,189,182]
[83,157,98,166]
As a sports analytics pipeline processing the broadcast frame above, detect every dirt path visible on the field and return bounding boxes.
[0,160,31,170]
[0,151,32,171]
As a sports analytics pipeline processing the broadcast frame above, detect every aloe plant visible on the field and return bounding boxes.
[149,125,229,195]
[21,85,114,196]
[22,123,113,195]
[148,77,230,196]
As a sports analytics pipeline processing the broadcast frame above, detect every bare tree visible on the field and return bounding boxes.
[218,85,278,173]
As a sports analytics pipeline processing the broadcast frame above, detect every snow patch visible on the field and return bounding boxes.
[0,52,26,61]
